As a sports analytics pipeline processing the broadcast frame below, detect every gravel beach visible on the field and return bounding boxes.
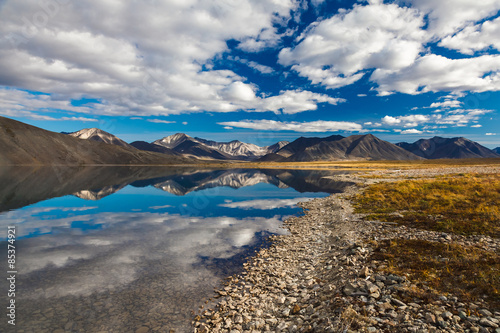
[194,166,500,333]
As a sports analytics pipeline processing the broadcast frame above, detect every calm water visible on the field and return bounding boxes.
[0,167,353,332]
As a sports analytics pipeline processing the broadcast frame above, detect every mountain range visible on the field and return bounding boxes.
[1,116,499,165]
[0,117,189,165]
[396,137,500,159]
[129,133,290,161]
[71,128,499,162]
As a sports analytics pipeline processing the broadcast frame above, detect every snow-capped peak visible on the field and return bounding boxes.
[69,128,130,147]
[154,133,195,148]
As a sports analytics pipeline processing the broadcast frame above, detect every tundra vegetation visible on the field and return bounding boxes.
[354,173,500,308]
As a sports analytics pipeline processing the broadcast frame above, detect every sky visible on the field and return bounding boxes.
[1,0,500,148]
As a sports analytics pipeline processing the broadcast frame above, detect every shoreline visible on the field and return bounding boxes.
[193,166,500,333]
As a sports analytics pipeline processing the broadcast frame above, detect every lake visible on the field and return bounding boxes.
[0,166,353,332]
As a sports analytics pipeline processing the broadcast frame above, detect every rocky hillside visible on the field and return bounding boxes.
[0,116,190,165]
[262,134,422,162]
[397,137,500,159]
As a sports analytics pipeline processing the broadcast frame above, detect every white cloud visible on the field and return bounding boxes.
[400,128,423,134]
[243,61,274,74]
[218,119,362,132]
[372,54,500,95]
[486,133,497,135]
[435,109,493,126]
[471,124,482,128]
[382,116,402,125]
[381,109,492,131]
[147,119,176,124]
[257,90,345,114]
[404,0,500,38]
[429,100,463,109]
[279,1,426,89]
[0,0,316,117]
[439,16,500,55]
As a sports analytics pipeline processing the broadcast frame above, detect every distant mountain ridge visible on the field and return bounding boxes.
[262,134,422,162]
[2,116,499,165]
[493,147,500,154]
[396,137,500,159]
[0,116,190,165]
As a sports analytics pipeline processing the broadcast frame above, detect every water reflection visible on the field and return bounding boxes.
[0,167,353,332]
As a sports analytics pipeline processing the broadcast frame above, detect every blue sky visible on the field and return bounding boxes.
[1,0,500,148]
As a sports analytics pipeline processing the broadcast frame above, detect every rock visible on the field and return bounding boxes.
[343,283,357,296]
[391,298,406,307]
[135,327,149,333]
[442,311,453,320]
[360,266,371,278]
[425,313,436,324]
[291,304,301,315]
[479,309,493,317]
[480,318,499,328]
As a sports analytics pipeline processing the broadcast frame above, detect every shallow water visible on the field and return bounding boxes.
[0,167,353,332]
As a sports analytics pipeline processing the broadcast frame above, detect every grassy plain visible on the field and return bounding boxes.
[351,163,500,308]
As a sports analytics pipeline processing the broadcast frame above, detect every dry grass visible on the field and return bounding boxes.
[354,173,500,237]
[200,158,500,171]
[372,239,500,308]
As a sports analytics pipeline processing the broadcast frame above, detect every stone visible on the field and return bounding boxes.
[135,327,149,333]
[343,283,357,296]
[360,266,371,278]
[479,309,493,317]
[442,311,453,320]
[425,313,436,324]
[480,318,499,328]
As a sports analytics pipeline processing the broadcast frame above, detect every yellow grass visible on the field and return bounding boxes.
[355,173,500,237]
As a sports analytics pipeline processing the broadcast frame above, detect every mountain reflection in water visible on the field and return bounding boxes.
[0,166,354,332]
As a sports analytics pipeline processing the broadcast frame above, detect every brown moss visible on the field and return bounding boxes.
[372,239,500,309]
[354,173,500,237]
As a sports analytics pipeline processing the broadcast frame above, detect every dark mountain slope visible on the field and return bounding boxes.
[130,141,179,155]
[285,134,422,161]
[397,137,500,159]
[275,134,344,157]
[0,116,191,165]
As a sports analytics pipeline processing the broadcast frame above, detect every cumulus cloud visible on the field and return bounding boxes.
[147,119,176,124]
[279,1,426,89]
[372,54,500,95]
[439,16,500,55]
[218,119,362,132]
[277,0,500,95]
[404,0,500,38]
[382,109,492,131]
[257,90,345,114]
[429,100,463,109]
[0,0,338,117]
[400,128,423,134]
